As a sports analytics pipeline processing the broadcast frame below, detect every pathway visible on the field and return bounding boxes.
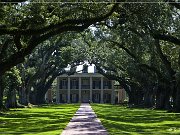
[61,103,108,135]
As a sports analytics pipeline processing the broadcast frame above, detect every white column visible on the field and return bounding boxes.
[111,80,115,104]
[90,77,92,102]
[124,89,127,102]
[56,77,60,103]
[118,90,120,103]
[79,77,81,103]
[67,77,70,103]
[100,77,103,103]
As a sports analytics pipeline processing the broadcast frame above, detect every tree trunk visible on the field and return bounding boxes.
[23,81,33,105]
[164,88,172,110]
[29,91,36,104]
[36,90,46,104]
[144,90,154,108]
[121,84,135,106]
[127,91,136,106]
[33,73,57,104]
[136,90,144,106]
[154,39,176,110]
[175,86,180,112]
[156,92,164,109]
[32,85,47,104]
[18,86,27,105]
[19,86,30,106]
[155,84,164,109]
[0,76,4,110]
[175,73,180,112]
[26,91,30,105]
[6,88,17,108]
[172,89,177,110]
[156,87,171,110]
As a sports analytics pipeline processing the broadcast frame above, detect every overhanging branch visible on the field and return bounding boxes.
[153,33,180,46]
[0,4,119,36]
[165,0,180,9]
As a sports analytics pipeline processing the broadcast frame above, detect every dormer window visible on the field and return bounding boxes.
[83,65,88,73]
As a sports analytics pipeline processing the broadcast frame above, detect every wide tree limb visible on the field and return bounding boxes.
[108,40,137,59]
[0,4,118,36]
[165,0,180,9]
[107,40,169,83]
[0,4,119,76]
[14,35,22,51]
[154,39,176,77]
[94,63,132,93]
[139,64,169,83]
[0,38,11,61]
[153,33,180,46]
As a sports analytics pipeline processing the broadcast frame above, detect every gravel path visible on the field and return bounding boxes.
[61,103,108,135]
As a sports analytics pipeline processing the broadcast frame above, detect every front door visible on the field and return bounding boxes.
[60,94,67,103]
[82,92,89,103]
[94,93,100,103]
[104,93,111,103]
[71,94,77,103]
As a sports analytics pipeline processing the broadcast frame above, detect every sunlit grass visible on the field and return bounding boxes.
[91,104,180,135]
[0,104,79,135]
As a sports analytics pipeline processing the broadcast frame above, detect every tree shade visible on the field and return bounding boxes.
[0,0,180,112]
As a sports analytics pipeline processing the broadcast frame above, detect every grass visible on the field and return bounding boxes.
[91,104,180,135]
[0,104,79,135]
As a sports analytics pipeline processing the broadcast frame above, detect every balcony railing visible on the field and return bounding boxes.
[71,85,79,89]
[104,85,112,89]
[60,85,68,89]
[81,85,90,89]
[93,85,101,89]
[59,84,112,89]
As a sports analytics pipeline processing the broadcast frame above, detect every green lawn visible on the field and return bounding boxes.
[91,104,180,135]
[0,104,79,135]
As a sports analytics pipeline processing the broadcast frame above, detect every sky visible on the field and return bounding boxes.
[76,64,95,73]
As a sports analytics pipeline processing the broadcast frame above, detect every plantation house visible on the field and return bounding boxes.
[55,64,127,104]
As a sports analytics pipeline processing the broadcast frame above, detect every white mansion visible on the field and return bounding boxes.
[55,64,127,104]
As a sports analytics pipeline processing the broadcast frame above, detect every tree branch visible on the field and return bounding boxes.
[139,64,168,83]
[0,4,119,36]
[14,35,22,51]
[165,0,180,9]
[107,40,168,83]
[0,4,119,75]
[108,40,137,59]
[153,33,180,46]
[154,39,176,77]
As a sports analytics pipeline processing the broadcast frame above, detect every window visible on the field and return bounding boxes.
[61,79,67,89]
[93,81,101,89]
[94,93,100,100]
[82,79,90,89]
[105,93,109,99]
[62,79,66,86]
[71,79,78,89]
[82,79,89,85]
[104,81,109,86]
[60,94,67,103]
[83,65,88,73]
[104,93,111,103]
[104,80,112,89]
[71,94,77,103]
[72,79,77,86]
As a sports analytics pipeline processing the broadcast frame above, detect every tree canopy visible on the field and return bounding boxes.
[0,0,180,112]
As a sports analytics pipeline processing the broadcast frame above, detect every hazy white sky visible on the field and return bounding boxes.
[76,64,95,73]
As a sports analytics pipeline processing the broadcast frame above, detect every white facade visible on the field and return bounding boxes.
[56,73,115,104]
